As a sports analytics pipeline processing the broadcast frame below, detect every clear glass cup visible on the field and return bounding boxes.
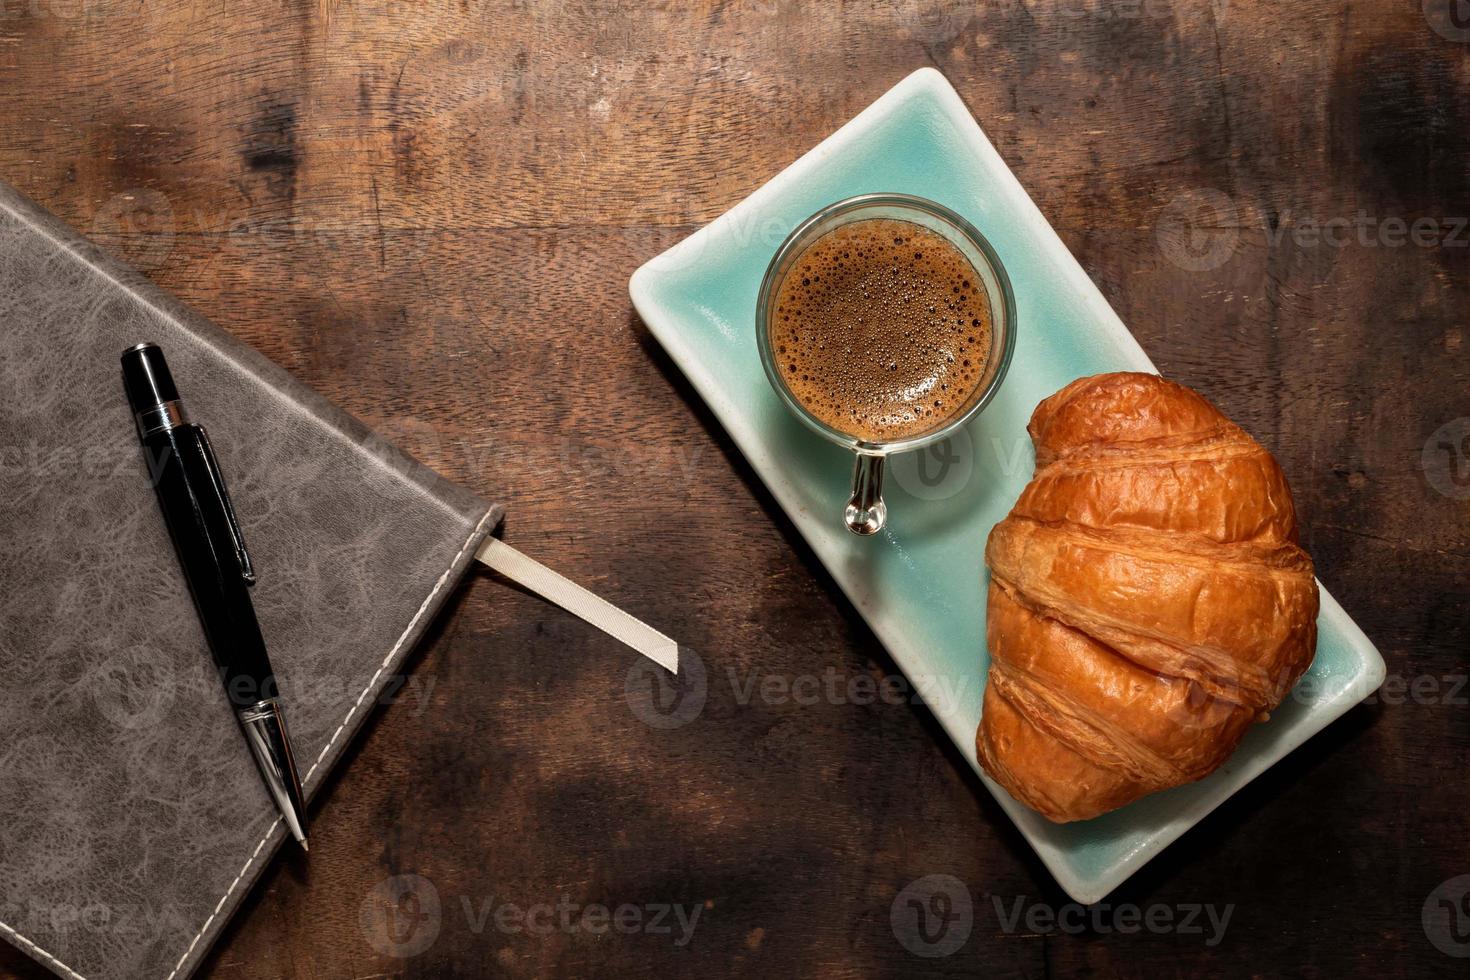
[756,193,1017,535]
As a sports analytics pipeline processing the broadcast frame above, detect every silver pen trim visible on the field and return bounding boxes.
[236,697,310,849]
[134,398,190,438]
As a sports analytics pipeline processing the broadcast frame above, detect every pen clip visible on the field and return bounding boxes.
[197,425,257,585]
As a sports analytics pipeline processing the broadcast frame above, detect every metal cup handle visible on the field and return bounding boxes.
[844,453,887,535]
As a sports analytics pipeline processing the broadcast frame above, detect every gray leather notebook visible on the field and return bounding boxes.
[0,184,503,980]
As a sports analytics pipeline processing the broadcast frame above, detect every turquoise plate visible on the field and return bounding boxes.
[630,68,1385,904]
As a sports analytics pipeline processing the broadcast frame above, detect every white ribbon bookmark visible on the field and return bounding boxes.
[475,538,679,674]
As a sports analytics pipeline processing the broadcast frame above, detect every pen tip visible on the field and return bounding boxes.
[300,838,310,853]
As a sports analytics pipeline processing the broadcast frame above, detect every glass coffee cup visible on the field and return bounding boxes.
[756,194,1016,535]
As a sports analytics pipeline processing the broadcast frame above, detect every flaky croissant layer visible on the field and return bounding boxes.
[976,373,1318,823]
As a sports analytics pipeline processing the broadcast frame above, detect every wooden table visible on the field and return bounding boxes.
[3,2,1466,977]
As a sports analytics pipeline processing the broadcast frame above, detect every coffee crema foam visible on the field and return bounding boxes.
[770,217,993,443]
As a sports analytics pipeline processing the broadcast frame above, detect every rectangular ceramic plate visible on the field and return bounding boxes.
[630,67,1385,904]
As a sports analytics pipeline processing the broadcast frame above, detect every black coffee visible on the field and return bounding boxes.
[770,217,993,442]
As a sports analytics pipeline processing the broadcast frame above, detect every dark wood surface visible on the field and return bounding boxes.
[3,1,1467,977]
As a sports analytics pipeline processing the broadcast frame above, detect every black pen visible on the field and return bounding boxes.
[121,343,310,851]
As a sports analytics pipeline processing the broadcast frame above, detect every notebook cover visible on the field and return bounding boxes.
[0,183,503,980]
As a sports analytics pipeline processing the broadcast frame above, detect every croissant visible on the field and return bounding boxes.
[976,372,1319,822]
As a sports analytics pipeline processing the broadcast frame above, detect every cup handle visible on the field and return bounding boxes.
[844,453,887,535]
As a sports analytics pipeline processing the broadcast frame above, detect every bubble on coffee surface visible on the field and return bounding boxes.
[770,217,994,443]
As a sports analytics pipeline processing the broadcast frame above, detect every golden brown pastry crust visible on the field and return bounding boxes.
[976,373,1319,822]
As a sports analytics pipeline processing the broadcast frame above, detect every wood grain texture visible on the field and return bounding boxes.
[1,1,1466,978]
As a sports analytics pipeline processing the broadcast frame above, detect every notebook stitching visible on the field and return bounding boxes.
[0,507,495,980]
[161,507,496,980]
[299,506,496,786]
[160,506,495,980]
[0,922,86,980]
[0,193,501,979]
